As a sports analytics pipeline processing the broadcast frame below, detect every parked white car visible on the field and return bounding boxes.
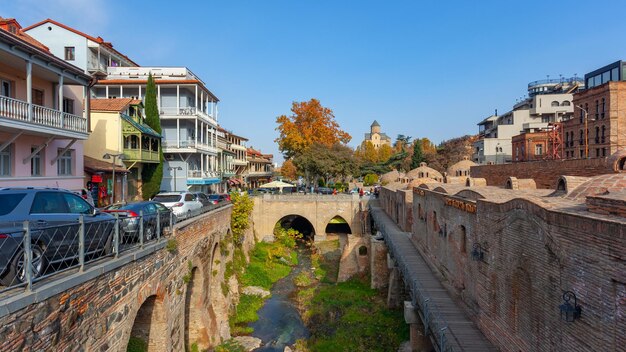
[152,192,203,218]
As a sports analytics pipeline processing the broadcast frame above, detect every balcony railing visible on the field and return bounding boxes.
[187,170,220,178]
[163,140,218,154]
[0,95,87,134]
[159,107,216,123]
[123,149,160,162]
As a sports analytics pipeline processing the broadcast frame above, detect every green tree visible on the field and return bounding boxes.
[411,140,425,169]
[231,192,254,245]
[363,173,379,186]
[293,143,358,186]
[141,73,164,200]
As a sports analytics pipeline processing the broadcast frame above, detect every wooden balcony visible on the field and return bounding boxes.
[123,149,160,163]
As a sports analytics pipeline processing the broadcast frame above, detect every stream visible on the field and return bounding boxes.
[249,248,311,351]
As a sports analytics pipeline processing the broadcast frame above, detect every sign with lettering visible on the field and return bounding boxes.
[444,197,477,213]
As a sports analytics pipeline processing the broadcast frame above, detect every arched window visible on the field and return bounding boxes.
[619,157,626,171]
[601,125,606,143]
[601,98,606,118]
[579,130,584,144]
[551,101,559,107]
[358,246,368,256]
[562,100,571,106]
[557,179,566,191]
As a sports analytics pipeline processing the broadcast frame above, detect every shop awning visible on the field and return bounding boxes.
[84,156,128,173]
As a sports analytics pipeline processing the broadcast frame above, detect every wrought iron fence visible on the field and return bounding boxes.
[0,202,231,295]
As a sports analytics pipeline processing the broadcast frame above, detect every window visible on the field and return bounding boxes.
[8,25,17,34]
[1,80,11,97]
[562,100,571,106]
[57,150,72,176]
[0,145,11,176]
[601,98,605,118]
[64,47,75,61]
[595,100,599,119]
[62,98,74,115]
[62,193,92,214]
[31,147,42,176]
[32,89,44,106]
[30,192,69,213]
[184,193,194,201]
[551,101,559,107]
[601,125,606,143]
[0,193,26,216]
[535,144,543,156]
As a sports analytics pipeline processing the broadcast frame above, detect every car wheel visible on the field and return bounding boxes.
[145,226,155,242]
[0,243,46,286]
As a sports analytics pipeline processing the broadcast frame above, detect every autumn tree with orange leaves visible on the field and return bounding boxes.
[275,99,351,160]
[280,159,298,180]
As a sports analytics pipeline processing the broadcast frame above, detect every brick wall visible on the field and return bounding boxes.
[470,158,616,189]
[0,207,255,352]
[381,185,626,352]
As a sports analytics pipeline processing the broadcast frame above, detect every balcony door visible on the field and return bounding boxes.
[1,80,11,98]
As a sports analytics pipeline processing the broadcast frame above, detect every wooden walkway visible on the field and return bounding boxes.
[370,205,497,352]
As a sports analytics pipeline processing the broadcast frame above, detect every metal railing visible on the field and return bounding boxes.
[527,77,584,88]
[371,209,461,352]
[187,170,220,179]
[0,95,87,134]
[0,202,230,296]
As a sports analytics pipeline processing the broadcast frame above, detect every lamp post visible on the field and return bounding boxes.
[576,105,589,158]
[103,153,125,205]
[168,166,183,191]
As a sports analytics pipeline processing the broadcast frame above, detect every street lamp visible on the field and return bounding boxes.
[575,105,590,158]
[168,166,183,191]
[102,153,125,204]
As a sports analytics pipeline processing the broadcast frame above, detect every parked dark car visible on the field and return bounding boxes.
[0,188,116,286]
[194,193,212,207]
[317,187,333,195]
[103,201,172,242]
[208,194,230,204]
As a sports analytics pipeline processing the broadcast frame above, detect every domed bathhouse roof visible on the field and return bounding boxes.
[446,157,477,177]
[405,162,443,182]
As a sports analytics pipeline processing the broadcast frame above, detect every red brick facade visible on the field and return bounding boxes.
[470,157,618,189]
[379,173,625,352]
[564,81,626,159]
[511,131,550,162]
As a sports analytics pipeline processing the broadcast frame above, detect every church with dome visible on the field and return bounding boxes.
[363,120,392,149]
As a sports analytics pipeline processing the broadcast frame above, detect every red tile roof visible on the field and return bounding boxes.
[91,98,142,112]
[0,17,50,52]
[23,18,138,66]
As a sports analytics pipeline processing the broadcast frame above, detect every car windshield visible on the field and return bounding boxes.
[0,193,26,216]
[152,195,181,203]
[105,203,127,210]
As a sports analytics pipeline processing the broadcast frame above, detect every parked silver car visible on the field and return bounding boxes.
[151,192,203,218]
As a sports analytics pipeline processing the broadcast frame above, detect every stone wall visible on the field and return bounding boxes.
[252,194,363,241]
[379,185,626,352]
[0,206,256,352]
[470,158,616,189]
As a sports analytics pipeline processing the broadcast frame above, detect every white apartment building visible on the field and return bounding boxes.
[94,67,220,193]
[473,77,583,164]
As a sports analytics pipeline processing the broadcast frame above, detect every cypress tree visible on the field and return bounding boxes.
[141,73,164,199]
[411,140,424,169]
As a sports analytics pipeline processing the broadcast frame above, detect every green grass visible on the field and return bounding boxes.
[126,336,147,352]
[240,242,293,290]
[305,278,409,352]
[229,241,296,335]
[215,339,246,352]
[294,271,312,287]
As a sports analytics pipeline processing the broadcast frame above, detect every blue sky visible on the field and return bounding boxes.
[4,0,626,163]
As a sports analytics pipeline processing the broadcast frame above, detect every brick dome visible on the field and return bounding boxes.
[405,162,443,182]
[446,157,477,177]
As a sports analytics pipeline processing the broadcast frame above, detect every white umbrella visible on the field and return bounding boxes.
[259,180,295,192]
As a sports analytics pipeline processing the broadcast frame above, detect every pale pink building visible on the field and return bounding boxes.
[0,18,91,191]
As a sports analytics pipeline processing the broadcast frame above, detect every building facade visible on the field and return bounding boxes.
[0,18,91,191]
[84,98,161,205]
[245,148,273,189]
[363,120,391,149]
[564,61,626,159]
[93,67,220,193]
[474,78,582,164]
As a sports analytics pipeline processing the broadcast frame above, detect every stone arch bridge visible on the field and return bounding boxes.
[252,194,365,241]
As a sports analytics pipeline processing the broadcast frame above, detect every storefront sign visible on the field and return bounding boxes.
[444,197,476,213]
[91,175,103,183]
